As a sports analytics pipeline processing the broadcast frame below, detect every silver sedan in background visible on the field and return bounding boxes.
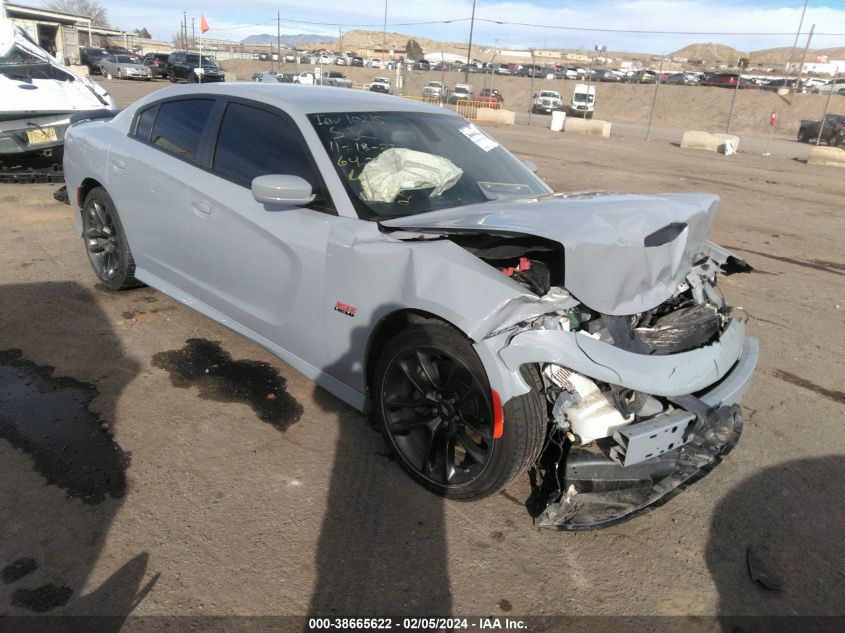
[99,54,152,80]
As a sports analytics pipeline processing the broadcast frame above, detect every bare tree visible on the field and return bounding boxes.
[133,27,151,39]
[44,0,109,27]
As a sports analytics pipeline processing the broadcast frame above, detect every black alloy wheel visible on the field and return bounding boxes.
[374,322,547,499]
[81,188,141,290]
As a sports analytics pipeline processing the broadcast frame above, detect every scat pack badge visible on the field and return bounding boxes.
[334,301,357,317]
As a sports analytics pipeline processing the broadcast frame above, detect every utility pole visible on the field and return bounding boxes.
[464,0,477,83]
[785,0,809,77]
[528,48,536,126]
[339,26,343,56]
[816,68,838,145]
[191,17,195,51]
[277,12,281,72]
[382,0,388,64]
[647,57,664,141]
[794,23,815,92]
[182,12,187,50]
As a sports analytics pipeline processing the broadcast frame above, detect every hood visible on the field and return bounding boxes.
[1,19,115,115]
[380,192,719,315]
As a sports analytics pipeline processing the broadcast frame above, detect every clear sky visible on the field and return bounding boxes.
[102,0,845,53]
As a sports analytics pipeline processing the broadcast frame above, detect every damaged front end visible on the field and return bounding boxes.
[382,192,758,529]
[0,19,116,182]
[500,246,757,530]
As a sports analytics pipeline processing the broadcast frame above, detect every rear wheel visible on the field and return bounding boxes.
[168,72,177,83]
[798,129,807,143]
[81,187,142,291]
[373,321,546,499]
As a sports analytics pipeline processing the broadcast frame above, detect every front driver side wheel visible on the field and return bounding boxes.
[81,187,143,291]
[373,321,546,500]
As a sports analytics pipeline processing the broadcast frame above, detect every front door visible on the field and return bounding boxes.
[185,99,336,364]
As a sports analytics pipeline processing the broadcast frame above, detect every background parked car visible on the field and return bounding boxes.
[701,73,756,89]
[79,46,108,75]
[798,114,845,145]
[413,59,430,71]
[166,51,225,83]
[99,54,152,80]
[142,52,170,78]
[447,84,473,104]
[422,80,444,99]
[369,77,391,93]
[761,78,806,93]
[477,88,504,105]
[531,90,563,114]
[665,72,700,86]
[814,77,845,96]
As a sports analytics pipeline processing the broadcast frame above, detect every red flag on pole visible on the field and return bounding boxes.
[200,14,210,33]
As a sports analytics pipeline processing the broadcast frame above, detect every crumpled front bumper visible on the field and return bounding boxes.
[537,337,758,529]
[474,319,759,529]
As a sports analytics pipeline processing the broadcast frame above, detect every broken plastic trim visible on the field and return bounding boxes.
[535,402,743,530]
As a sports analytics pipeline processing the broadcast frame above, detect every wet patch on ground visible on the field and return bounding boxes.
[2,558,37,584]
[0,349,129,504]
[11,584,73,612]
[151,339,304,431]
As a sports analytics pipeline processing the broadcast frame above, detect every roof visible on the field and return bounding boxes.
[132,83,457,117]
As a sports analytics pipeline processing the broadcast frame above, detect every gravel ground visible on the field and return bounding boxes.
[0,79,843,626]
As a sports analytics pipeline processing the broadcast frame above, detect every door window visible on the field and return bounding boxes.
[212,102,318,189]
[149,99,214,162]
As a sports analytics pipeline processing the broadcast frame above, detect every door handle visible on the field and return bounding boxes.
[111,158,125,170]
[192,201,212,215]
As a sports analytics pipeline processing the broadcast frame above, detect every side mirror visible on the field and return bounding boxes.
[252,175,315,206]
[523,160,539,174]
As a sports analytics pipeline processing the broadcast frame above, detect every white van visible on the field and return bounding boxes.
[570,83,596,119]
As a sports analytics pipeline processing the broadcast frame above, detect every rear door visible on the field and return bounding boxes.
[185,98,337,363]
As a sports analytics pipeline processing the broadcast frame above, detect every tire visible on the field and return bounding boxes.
[798,130,807,143]
[118,69,123,80]
[81,187,143,291]
[373,321,547,500]
[168,72,177,83]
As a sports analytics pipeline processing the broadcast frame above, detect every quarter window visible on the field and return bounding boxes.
[149,99,214,162]
[212,102,317,189]
[134,105,158,142]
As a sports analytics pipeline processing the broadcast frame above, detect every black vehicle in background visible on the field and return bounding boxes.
[79,46,108,75]
[798,114,845,145]
[412,59,430,71]
[142,52,170,78]
[166,51,225,83]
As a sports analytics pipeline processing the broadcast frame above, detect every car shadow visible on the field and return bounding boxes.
[307,320,452,617]
[0,282,155,623]
[706,455,845,630]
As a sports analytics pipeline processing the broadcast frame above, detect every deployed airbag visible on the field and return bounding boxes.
[359,148,462,203]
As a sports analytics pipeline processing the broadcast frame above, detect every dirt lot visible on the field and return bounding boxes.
[1,79,843,626]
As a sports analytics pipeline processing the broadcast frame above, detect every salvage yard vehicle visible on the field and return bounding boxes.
[369,76,391,93]
[448,83,473,104]
[166,51,225,83]
[422,80,444,99]
[64,84,758,529]
[531,90,564,114]
[569,83,595,118]
[98,53,152,81]
[797,113,845,146]
[0,18,115,181]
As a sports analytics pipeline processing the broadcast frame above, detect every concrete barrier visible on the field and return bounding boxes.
[808,146,845,168]
[564,118,611,137]
[476,108,515,125]
[680,130,741,154]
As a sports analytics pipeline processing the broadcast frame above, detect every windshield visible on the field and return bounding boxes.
[309,111,551,220]
[185,54,214,66]
[574,93,595,103]
[539,92,559,99]
[116,55,139,63]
